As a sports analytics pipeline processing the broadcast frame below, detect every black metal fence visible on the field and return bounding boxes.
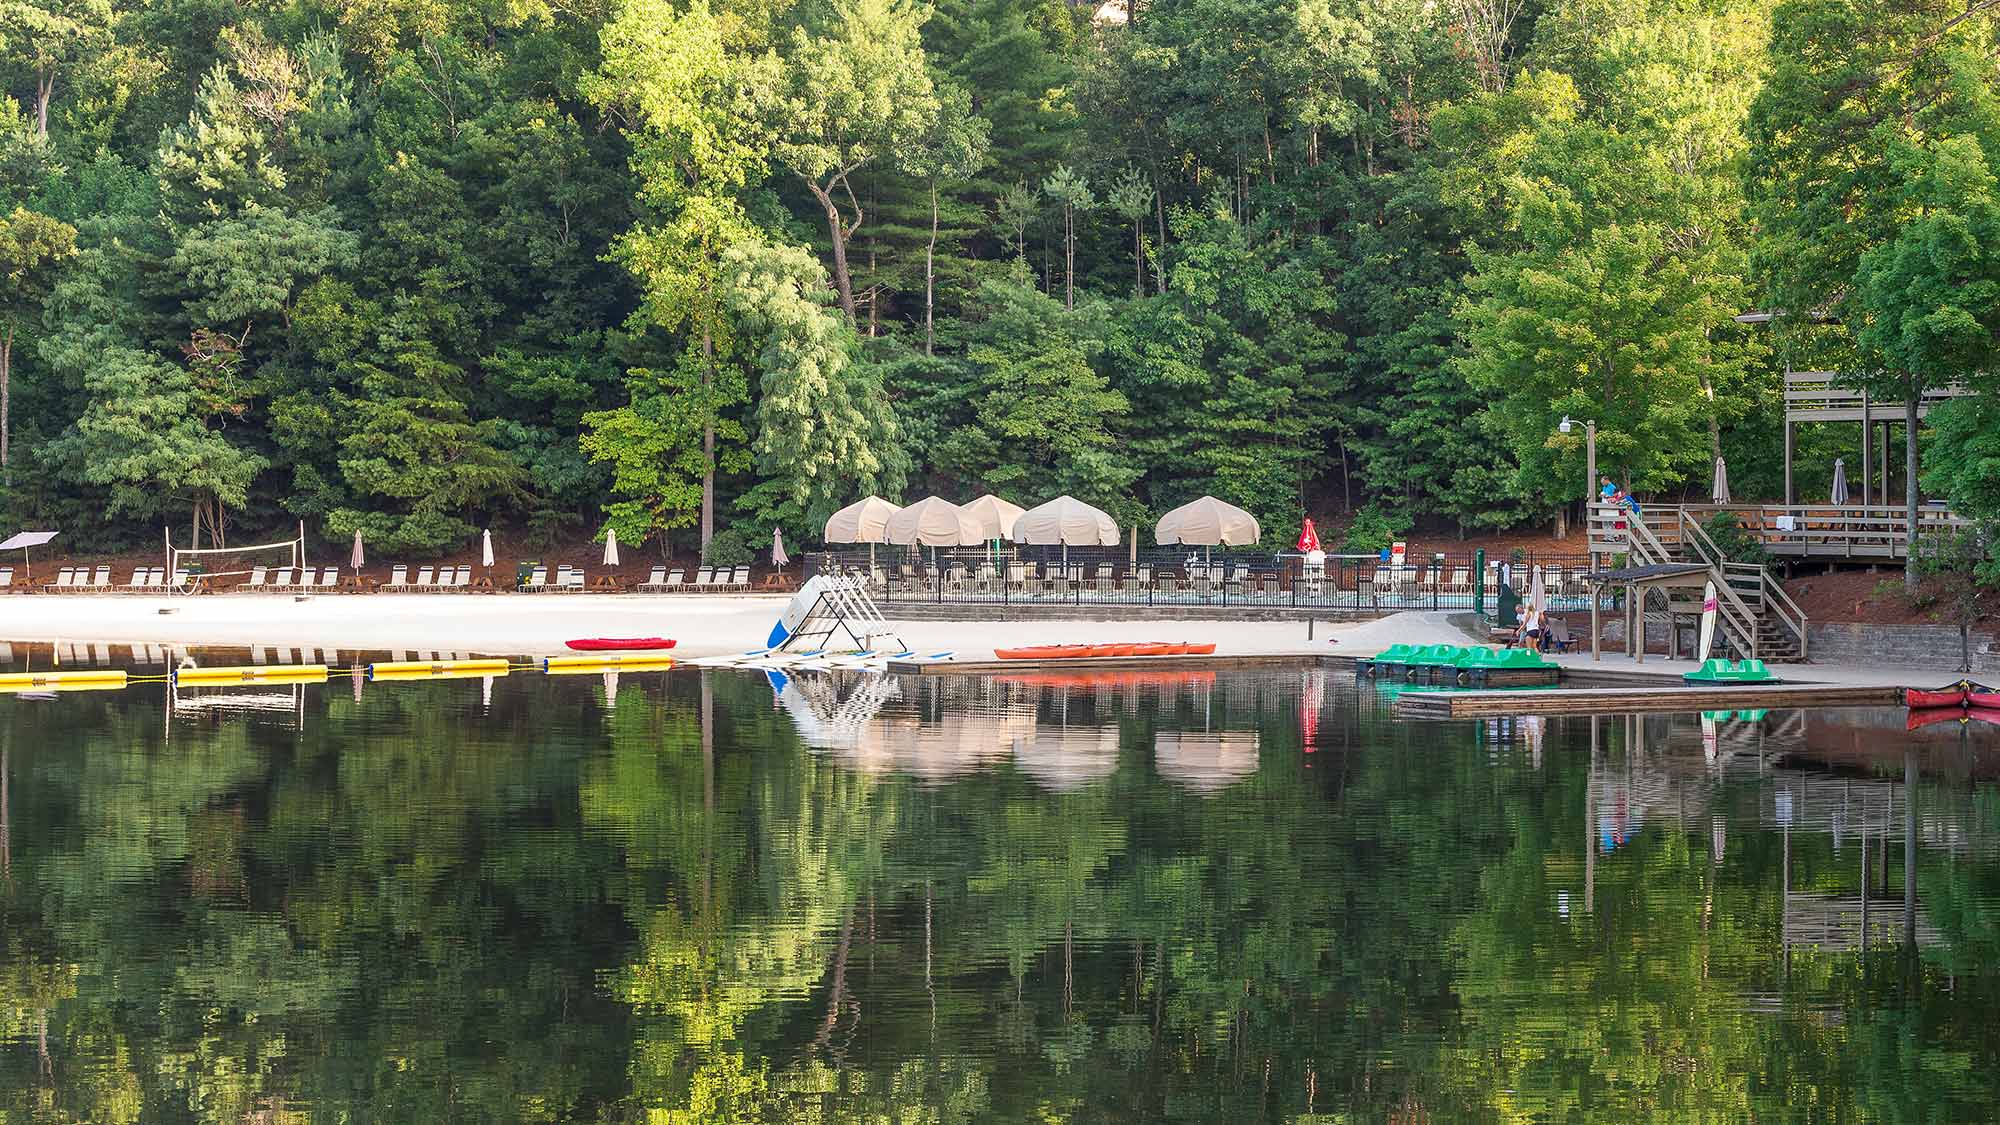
[804,546,1600,613]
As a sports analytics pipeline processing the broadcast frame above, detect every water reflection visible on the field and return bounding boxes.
[2,660,2000,1120]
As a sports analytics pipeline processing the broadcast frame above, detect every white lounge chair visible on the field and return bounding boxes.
[692,566,715,591]
[318,567,342,589]
[120,567,149,592]
[45,567,75,592]
[0,566,12,591]
[271,567,295,591]
[638,565,667,590]
[412,565,435,591]
[524,565,548,590]
[381,564,409,591]
[562,567,586,591]
[436,565,459,591]
[241,566,268,591]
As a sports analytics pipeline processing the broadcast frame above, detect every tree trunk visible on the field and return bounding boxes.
[1132,219,1143,297]
[701,326,715,551]
[1151,167,1169,295]
[34,70,53,139]
[1,326,11,478]
[866,242,878,337]
[812,186,859,324]
[1063,203,1075,311]
[925,181,938,356]
[1904,388,1920,589]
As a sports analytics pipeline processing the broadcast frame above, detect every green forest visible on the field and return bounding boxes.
[4,0,2000,558]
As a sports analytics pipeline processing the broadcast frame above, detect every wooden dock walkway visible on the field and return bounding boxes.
[1393,683,1900,719]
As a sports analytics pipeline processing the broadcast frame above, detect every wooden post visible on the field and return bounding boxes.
[1782,420,1794,506]
[1591,581,1601,661]
[1860,398,1872,510]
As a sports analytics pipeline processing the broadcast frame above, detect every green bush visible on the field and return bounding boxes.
[1701,511,1769,565]
[702,527,755,567]
[1340,505,1413,553]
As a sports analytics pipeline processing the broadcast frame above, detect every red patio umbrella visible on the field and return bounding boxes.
[1296,518,1321,552]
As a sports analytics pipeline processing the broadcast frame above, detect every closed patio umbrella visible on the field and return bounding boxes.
[772,527,789,568]
[961,494,1027,540]
[1155,496,1261,546]
[603,527,620,567]
[1830,458,1850,506]
[481,528,495,569]
[1711,457,1730,505]
[884,496,982,546]
[350,530,365,570]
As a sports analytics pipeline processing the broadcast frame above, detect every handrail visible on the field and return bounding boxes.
[1678,506,1809,657]
[1618,505,1762,657]
[1760,570,1810,659]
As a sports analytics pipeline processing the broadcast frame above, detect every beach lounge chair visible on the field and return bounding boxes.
[1157,574,1179,599]
[1543,566,1564,606]
[320,567,343,589]
[381,564,409,591]
[563,566,586,591]
[411,565,435,591]
[45,566,72,592]
[551,564,573,591]
[1447,568,1470,598]
[240,566,268,591]
[456,564,473,588]
[1121,565,1149,595]
[525,565,548,590]
[638,565,667,590]
[692,566,715,591]
[270,567,294,592]
[0,567,12,591]
[659,568,688,592]
[730,565,749,590]
[120,567,148,592]
[170,569,190,591]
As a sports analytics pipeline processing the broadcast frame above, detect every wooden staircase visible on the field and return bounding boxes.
[1589,503,1809,661]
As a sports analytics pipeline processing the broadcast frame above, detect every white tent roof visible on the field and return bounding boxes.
[960,494,1027,540]
[0,531,57,551]
[1154,496,1261,546]
[884,496,982,546]
[824,496,902,544]
[1010,495,1119,546]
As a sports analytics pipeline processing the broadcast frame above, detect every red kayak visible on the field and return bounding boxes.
[1905,685,1968,709]
[1907,707,1968,731]
[1968,689,2000,709]
[566,637,677,652]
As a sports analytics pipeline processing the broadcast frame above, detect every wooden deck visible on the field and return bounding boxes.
[1393,683,1901,719]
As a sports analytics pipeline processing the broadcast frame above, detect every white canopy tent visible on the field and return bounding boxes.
[1154,496,1261,546]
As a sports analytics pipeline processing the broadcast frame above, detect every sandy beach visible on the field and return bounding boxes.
[0,592,1483,659]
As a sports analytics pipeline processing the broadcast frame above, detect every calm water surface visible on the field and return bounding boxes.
[4,649,2000,1121]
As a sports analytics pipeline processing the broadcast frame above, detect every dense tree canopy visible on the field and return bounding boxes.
[2,0,1997,554]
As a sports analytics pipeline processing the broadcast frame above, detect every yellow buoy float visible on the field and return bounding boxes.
[542,654,676,674]
[175,664,329,685]
[367,658,512,680]
[0,669,128,693]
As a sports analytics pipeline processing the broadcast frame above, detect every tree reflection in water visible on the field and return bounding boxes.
[0,667,1996,1121]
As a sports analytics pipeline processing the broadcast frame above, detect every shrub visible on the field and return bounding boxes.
[1340,505,1412,553]
[1702,511,1769,565]
[702,527,755,567]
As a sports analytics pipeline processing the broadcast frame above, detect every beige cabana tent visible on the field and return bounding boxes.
[1154,496,1261,546]
[825,495,901,543]
[961,494,1027,540]
[1010,495,1119,545]
[885,496,982,546]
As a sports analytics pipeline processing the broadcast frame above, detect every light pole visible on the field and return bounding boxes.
[1559,416,1597,540]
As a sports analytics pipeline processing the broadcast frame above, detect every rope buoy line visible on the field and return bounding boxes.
[1,657,669,694]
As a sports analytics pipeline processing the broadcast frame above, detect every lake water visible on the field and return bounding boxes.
[4,652,1999,1121]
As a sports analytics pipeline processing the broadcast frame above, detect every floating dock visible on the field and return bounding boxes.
[1394,683,1901,719]
[885,652,1327,676]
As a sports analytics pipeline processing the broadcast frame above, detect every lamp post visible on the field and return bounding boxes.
[1559,416,1597,540]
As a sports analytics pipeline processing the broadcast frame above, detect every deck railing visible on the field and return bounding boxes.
[1680,503,1964,560]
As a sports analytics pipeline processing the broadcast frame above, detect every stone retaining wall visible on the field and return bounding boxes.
[1806,622,2000,674]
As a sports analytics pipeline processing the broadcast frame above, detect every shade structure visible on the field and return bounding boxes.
[481,528,495,568]
[771,528,790,567]
[961,494,1027,540]
[1711,457,1731,504]
[603,528,620,566]
[1010,495,1119,546]
[825,495,902,543]
[349,530,365,569]
[1830,458,1850,505]
[1155,496,1261,546]
[885,496,982,546]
